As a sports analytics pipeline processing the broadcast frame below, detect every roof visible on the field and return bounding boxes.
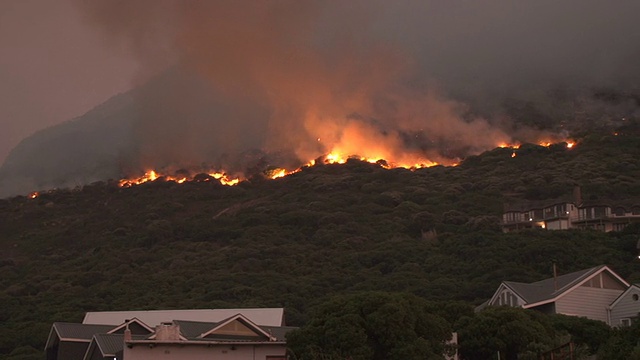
[53,322,115,341]
[45,322,115,350]
[259,324,298,341]
[93,333,125,356]
[83,308,284,327]
[199,314,274,340]
[172,319,297,341]
[495,265,629,308]
[609,284,640,309]
[85,333,149,359]
[503,197,574,212]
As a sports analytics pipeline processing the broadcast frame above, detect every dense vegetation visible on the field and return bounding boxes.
[1,121,639,359]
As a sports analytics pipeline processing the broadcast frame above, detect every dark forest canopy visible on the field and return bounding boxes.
[1,122,640,359]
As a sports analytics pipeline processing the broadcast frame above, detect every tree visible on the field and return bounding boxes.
[598,320,640,360]
[286,292,453,360]
[456,307,556,360]
[548,314,611,355]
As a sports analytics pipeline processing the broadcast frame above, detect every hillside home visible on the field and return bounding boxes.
[45,308,294,360]
[481,265,640,327]
[501,201,577,232]
[501,193,640,233]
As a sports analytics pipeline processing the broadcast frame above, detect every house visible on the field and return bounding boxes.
[501,200,577,232]
[609,284,640,327]
[501,195,640,233]
[45,308,295,360]
[481,265,640,327]
[571,202,640,232]
[122,314,294,360]
[45,323,115,360]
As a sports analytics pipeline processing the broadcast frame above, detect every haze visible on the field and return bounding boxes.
[0,0,137,164]
[1,0,639,192]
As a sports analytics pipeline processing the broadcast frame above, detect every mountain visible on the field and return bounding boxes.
[0,124,639,357]
[0,67,270,198]
[3,61,639,199]
[0,91,135,198]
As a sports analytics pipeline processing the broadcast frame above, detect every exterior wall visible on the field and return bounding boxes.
[57,341,91,360]
[610,287,640,327]
[488,286,524,307]
[554,287,624,323]
[123,343,287,360]
[88,347,106,360]
[545,219,570,230]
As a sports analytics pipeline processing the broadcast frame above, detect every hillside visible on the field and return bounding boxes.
[1,123,640,358]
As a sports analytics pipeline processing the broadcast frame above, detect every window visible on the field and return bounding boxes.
[614,207,626,216]
[621,318,631,327]
[633,294,639,301]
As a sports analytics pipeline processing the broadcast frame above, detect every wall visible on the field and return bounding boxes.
[555,286,623,324]
[123,343,287,360]
[610,287,640,327]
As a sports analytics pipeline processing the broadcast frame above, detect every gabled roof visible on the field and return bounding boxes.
[198,314,276,341]
[52,322,115,341]
[488,283,527,306]
[106,317,154,334]
[173,319,297,342]
[494,265,629,308]
[258,324,299,342]
[609,284,640,310]
[173,320,221,339]
[83,308,284,327]
[45,322,115,350]
[83,333,149,360]
[90,333,124,357]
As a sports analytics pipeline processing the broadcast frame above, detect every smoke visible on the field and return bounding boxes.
[73,0,640,170]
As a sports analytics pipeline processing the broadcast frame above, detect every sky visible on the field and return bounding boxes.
[0,0,138,164]
[2,0,640,172]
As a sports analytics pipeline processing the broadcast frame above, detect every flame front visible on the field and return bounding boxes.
[115,138,578,188]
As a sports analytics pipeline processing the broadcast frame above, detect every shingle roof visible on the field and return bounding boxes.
[93,333,124,356]
[173,320,221,339]
[53,322,115,340]
[171,319,297,341]
[258,325,298,341]
[83,308,284,327]
[502,265,612,305]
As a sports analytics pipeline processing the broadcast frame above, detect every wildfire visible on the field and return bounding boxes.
[29,191,39,199]
[499,143,521,149]
[115,139,578,189]
[209,172,241,186]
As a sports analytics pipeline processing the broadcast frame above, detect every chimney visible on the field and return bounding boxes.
[573,186,582,206]
[553,261,558,291]
[124,321,132,342]
[155,322,181,341]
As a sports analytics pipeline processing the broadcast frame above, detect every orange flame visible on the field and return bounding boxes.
[115,139,578,188]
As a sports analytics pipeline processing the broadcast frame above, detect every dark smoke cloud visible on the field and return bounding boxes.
[73,0,640,169]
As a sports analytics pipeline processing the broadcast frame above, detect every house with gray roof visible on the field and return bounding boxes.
[45,323,117,360]
[608,284,640,327]
[123,314,295,360]
[45,308,295,360]
[482,265,639,326]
